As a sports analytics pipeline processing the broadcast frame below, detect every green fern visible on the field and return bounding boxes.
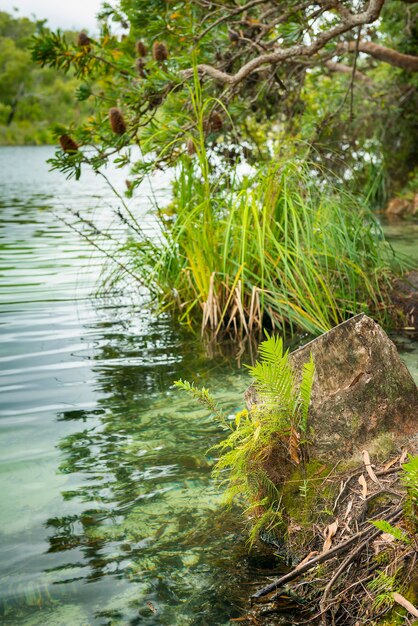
[371,520,410,544]
[173,379,230,430]
[248,334,294,411]
[400,454,418,529]
[298,354,315,433]
[401,454,418,505]
[175,334,315,541]
[367,569,403,612]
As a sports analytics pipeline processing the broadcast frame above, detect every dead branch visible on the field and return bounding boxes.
[251,506,403,600]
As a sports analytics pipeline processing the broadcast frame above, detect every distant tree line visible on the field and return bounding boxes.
[0,10,92,145]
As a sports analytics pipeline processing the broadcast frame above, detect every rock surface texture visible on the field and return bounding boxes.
[291,314,418,459]
[247,314,418,460]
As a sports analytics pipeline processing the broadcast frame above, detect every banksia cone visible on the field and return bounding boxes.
[135,58,146,77]
[208,111,223,132]
[228,29,239,43]
[148,92,163,107]
[136,41,147,57]
[152,41,168,62]
[109,107,127,135]
[77,32,91,48]
[186,138,196,155]
[59,134,78,153]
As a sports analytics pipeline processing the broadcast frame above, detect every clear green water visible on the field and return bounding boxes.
[0,147,266,626]
[0,148,417,625]
[382,218,418,386]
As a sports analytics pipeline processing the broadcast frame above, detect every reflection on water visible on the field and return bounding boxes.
[0,148,417,625]
[382,217,418,386]
[0,147,286,626]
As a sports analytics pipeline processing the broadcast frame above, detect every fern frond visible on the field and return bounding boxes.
[371,520,410,544]
[257,333,285,365]
[175,334,316,543]
[298,353,315,432]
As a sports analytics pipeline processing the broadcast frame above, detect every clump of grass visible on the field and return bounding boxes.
[113,150,402,337]
[72,69,405,339]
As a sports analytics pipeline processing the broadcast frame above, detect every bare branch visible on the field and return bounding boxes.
[324,60,372,84]
[196,0,269,42]
[344,40,418,71]
[182,0,386,86]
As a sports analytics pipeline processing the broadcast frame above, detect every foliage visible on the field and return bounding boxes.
[371,519,411,544]
[71,127,403,336]
[367,456,418,619]
[401,454,418,528]
[29,0,418,193]
[171,379,230,430]
[368,569,402,612]
[23,0,415,337]
[372,455,418,542]
[0,11,92,144]
[176,334,315,542]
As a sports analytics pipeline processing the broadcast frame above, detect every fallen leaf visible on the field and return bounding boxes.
[392,592,418,618]
[362,450,380,484]
[147,601,157,614]
[358,474,368,499]
[344,499,353,520]
[399,449,409,465]
[384,456,400,471]
[296,550,319,569]
[322,520,339,553]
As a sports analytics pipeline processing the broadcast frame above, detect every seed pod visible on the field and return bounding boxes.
[136,41,147,57]
[208,111,223,132]
[228,29,239,43]
[152,41,168,62]
[148,91,163,107]
[186,138,196,155]
[77,32,91,48]
[109,107,127,135]
[135,58,146,78]
[59,134,78,153]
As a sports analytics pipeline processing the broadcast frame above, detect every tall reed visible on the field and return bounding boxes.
[74,71,403,338]
[108,150,401,338]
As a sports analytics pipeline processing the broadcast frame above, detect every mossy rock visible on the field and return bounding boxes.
[247,315,418,462]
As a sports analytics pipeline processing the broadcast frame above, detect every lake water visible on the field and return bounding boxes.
[0,147,417,626]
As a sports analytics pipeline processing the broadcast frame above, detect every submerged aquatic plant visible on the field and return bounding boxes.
[176,333,315,543]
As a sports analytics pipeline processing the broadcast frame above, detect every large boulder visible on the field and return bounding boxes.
[246,314,418,461]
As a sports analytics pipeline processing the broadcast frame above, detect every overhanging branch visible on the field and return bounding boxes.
[182,0,386,86]
[345,40,418,71]
[324,60,373,84]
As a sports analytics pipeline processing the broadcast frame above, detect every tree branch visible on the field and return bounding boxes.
[324,60,372,84]
[196,0,269,42]
[344,40,418,71]
[182,0,386,86]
